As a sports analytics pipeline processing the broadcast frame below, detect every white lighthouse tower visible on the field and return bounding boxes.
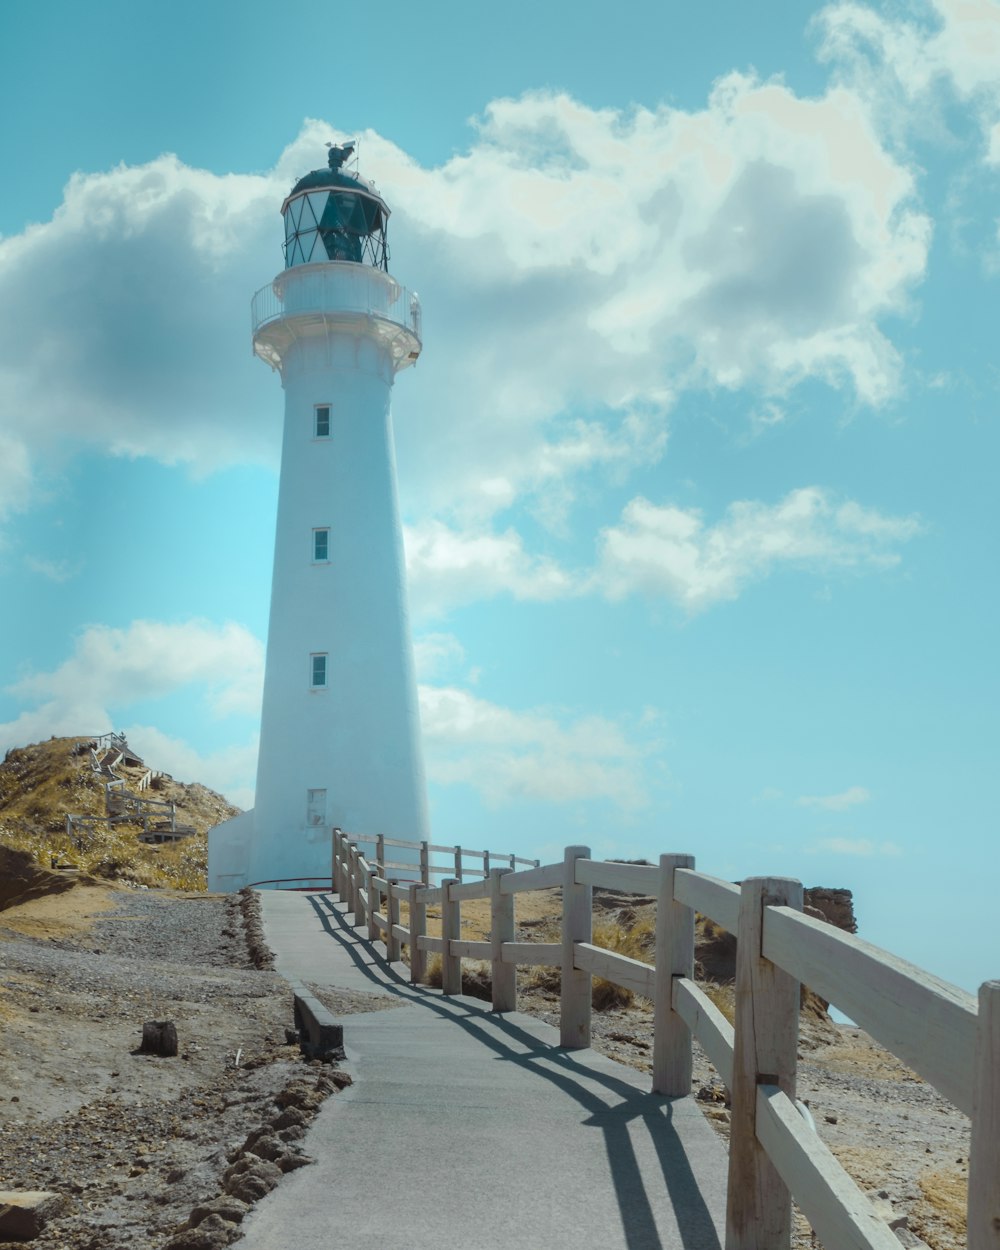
[208,143,428,890]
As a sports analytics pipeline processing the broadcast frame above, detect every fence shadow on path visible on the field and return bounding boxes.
[303,892,723,1250]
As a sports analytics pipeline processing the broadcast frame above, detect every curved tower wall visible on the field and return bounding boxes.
[248,298,428,885]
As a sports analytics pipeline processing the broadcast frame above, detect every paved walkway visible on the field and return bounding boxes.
[234,891,728,1250]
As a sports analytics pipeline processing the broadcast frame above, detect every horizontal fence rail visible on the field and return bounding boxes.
[326,831,997,1250]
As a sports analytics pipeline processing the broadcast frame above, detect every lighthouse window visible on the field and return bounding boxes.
[314,405,331,438]
[313,528,330,562]
[310,653,328,688]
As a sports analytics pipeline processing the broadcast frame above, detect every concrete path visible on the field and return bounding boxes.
[234,891,728,1250]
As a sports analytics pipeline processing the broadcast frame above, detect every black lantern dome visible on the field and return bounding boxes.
[281,143,389,271]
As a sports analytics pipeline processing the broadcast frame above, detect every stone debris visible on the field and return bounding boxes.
[0,1189,68,1240]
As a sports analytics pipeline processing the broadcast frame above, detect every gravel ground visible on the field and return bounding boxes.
[0,887,364,1250]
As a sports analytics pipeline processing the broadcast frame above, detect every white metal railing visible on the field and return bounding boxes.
[251,264,421,342]
[328,831,998,1250]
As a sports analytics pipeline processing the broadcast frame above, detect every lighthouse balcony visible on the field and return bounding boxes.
[252,262,421,373]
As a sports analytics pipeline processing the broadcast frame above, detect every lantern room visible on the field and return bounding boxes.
[281,142,390,271]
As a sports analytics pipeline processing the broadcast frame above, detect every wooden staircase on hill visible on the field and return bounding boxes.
[65,733,197,846]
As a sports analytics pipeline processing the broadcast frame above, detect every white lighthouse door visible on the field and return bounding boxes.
[306,788,327,827]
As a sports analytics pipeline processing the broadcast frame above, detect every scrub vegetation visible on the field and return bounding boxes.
[0,736,238,892]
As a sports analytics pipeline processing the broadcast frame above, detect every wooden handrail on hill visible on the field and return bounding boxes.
[329,829,999,1250]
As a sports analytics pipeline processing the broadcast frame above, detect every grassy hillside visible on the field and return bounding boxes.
[0,736,239,892]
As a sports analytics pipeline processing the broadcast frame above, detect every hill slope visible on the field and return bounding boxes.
[0,736,240,892]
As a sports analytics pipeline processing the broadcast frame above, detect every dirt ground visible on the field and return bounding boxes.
[0,881,366,1250]
[0,880,970,1250]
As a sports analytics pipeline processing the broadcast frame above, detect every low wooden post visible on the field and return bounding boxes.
[348,843,361,919]
[490,868,516,1012]
[336,829,347,897]
[331,828,341,895]
[367,869,379,942]
[409,884,427,984]
[653,853,696,1096]
[483,849,491,877]
[356,857,368,929]
[454,845,463,882]
[419,841,430,885]
[968,980,1000,1249]
[376,833,385,875]
[508,853,515,871]
[560,845,592,1049]
[440,878,462,995]
[386,882,401,963]
[725,876,803,1250]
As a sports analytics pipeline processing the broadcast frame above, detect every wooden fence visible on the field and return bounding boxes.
[330,830,998,1250]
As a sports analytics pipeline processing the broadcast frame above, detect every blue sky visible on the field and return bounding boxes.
[1,0,997,993]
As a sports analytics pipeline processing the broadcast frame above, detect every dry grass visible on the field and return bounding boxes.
[0,737,218,892]
[414,907,656,1013]
[703,982,736,1024]
[911,1168,968,1248]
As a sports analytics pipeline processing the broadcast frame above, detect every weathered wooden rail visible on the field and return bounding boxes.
[330,830,998,1250]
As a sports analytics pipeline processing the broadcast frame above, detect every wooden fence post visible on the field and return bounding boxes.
[968,980,1000,1250]
[491,868,516,1012]
[335,830,345,900]
[440,878,461,995]
[653,852,696,1096]
[483,850,491,877]
[561,845,592,1049]
[386,882,401,963]
[409,884,427,984]
[454,845,463,882]
[331,828,340,894]
[348,843,360,920]
[376,833,385,876]
[726,876,803,1250]
[420,841,430,885]
[367,869,379,943]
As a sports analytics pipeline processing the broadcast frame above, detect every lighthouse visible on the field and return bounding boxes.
[208,143,429,890]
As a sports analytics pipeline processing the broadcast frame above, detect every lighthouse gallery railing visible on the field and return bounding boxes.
[251,267,421,341]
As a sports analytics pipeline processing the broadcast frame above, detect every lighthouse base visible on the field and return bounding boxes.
[207,810,335,892]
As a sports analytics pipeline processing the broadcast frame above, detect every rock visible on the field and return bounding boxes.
[0,1190,67,1240]
[894,1230,931,1249]
[188,1196,249,1228]
[164,1211,241,1249]
[221,1157,282,1204]
[277,1152,315,1173]
[270,1106,309,1132]
[246,1134,285,1163]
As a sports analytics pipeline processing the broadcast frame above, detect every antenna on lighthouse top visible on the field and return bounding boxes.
[325,141,355,171]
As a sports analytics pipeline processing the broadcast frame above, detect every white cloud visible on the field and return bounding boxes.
[0,85,929,534]
[593,488,921,611]
[23,555,83,583]
[412,632,468,681]
[405,520,578,616]
[7,619,263,722]
[798,785,872,810]
[818,0,1000,155]
[419,684,658,811]
[809,836,902,856]
[121,724,257,810]
[0,619,263,808]
[404,484,922,616]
